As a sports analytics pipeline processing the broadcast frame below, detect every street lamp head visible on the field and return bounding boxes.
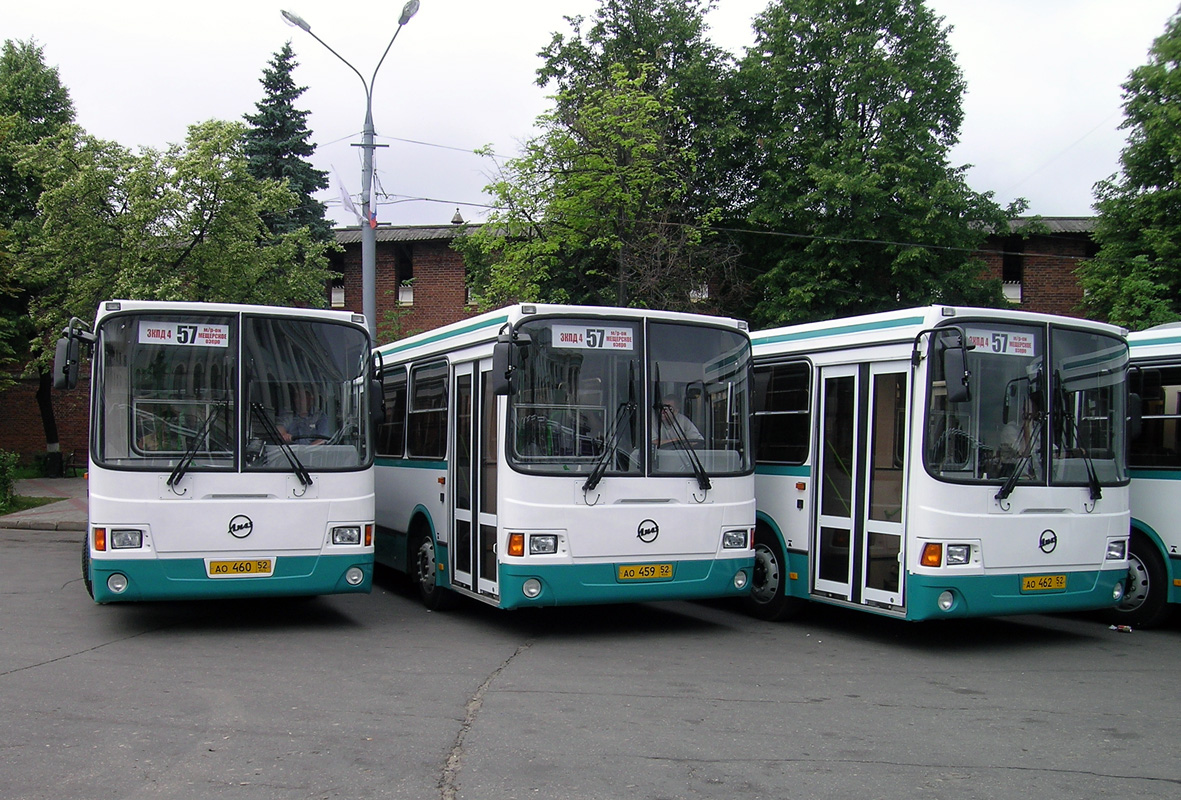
[398,0,420,26]
[280,10,312,33]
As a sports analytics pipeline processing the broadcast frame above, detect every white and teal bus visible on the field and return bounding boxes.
[55,300,378,603]
[373,304,755,610]
[746,306,1131,621]
[1113,323,1181,627]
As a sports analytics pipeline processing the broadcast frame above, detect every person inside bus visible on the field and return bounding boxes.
[278,388,332,445]
[654,394,703,447]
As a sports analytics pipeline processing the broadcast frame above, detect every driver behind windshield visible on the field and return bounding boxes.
[654,394,702,446]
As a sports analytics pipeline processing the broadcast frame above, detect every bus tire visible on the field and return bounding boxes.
[411,524,457,611]
[743,527,803,621]
[81,536,94,600]
[1104,533,1174,629]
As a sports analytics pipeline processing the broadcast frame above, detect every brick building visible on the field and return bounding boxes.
[977,216,1097,318]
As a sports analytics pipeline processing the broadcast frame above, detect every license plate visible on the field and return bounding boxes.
[618,563,673,581]
[208,559,273,578]
[1021,574,1066,592]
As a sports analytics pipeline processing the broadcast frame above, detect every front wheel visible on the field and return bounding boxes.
[411,526,457,611]
[81,536,94,600]
[1103,535,1173,629]
[742,528,803,621]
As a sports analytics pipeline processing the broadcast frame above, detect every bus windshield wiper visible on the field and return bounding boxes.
[250,402,313,488]
[167,402,226,488]
[583,364,636,493]
[995,412,1044,502]
[653,362,711,492]
[1052,370,1103,502]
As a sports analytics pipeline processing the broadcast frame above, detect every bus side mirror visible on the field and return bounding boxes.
[1128,392,1143,441]
[942,343,971,404]
[370,379,386,427]
[54,336,80,390]
[492,332,531,397]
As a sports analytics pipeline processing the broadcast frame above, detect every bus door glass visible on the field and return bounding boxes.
[861,366,907,608]
[815,365,859,599]
[451,360,499,598]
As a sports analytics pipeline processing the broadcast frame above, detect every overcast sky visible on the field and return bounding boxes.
[6,1,1179,228]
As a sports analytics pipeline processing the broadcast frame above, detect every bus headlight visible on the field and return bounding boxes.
[722,530,748,549]
[345,567,365,586]
[946,544,970,565]
[110,529,143,549]
[1113,582,1124,601]
[1106,540,1127,560]
[107,573,129,594]
[530,535,558,555]
[331,526,362,545]
[522,578,542,598]
[734,570,749,590]
[937,590,955,612]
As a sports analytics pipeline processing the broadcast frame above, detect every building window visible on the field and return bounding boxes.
[1002,235,1023,303]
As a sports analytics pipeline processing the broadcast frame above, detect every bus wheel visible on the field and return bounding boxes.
[743,529,802,621]
[81,537,94,600]
[1104,534,1173,629]
[411,526,457,611]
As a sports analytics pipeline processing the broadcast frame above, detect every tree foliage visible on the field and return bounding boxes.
[243,41,332,243]
[459,0,743,313]
[15,119,334,366]
[1078,11,1181,329]
[457,64,739,312]
[736,0,1012,327]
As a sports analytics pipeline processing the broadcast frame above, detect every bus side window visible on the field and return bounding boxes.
[408,361,448,459]
[754,361,811,465]
[379,368,408,457]
[1129,365,1181,469]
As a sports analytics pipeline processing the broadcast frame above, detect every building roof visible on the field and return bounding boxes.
[334,223,479,245]
[1006,216,1095,234]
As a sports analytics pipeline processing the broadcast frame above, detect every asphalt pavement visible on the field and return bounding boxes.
[2,476,88,531]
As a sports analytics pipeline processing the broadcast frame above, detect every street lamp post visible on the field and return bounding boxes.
[281,1,420,339]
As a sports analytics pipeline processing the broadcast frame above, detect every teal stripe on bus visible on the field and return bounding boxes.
[750,315,926,347]
[375,457,447,470]
[377,314,509,357]
[1128,469,1181,481]
[755,464,812,477]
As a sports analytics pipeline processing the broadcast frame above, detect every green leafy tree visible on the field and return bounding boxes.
[1079,12,1181,329]
[736,0,1012,327]
[0,39,75,450]
[243,42,332,243]
[17,119,334,366]
[457,64,739,312]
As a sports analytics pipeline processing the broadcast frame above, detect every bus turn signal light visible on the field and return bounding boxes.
[508,533,525,557]
[93,527,107,552]
[921,542,942,568]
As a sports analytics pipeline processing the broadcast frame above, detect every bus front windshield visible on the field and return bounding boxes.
[93,313,371,472]
[507,317,751,478]
[925,322,1127,488]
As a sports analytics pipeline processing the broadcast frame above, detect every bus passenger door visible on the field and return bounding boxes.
[814,366,860,600]
[814,364,909,610]
[860,366,907,609]
[451,360,499,599]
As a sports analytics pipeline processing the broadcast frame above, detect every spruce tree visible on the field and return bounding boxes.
[244,42,332,242]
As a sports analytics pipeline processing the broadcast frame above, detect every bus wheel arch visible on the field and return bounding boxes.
[1105,529,1173,629]
[743,521,804,621]
[409,516,457,611]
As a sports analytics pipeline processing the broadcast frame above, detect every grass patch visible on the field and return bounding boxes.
[0,495,62,516]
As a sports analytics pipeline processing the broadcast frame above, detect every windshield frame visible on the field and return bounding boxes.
[503,314,753,479]
[91,309,373,474]
[923,318,1128,489]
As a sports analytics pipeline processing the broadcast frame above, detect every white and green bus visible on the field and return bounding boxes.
[746,306,1131,621]
[1113,323,1181,627]
[373,304,755,610]
[55,300,378,603]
